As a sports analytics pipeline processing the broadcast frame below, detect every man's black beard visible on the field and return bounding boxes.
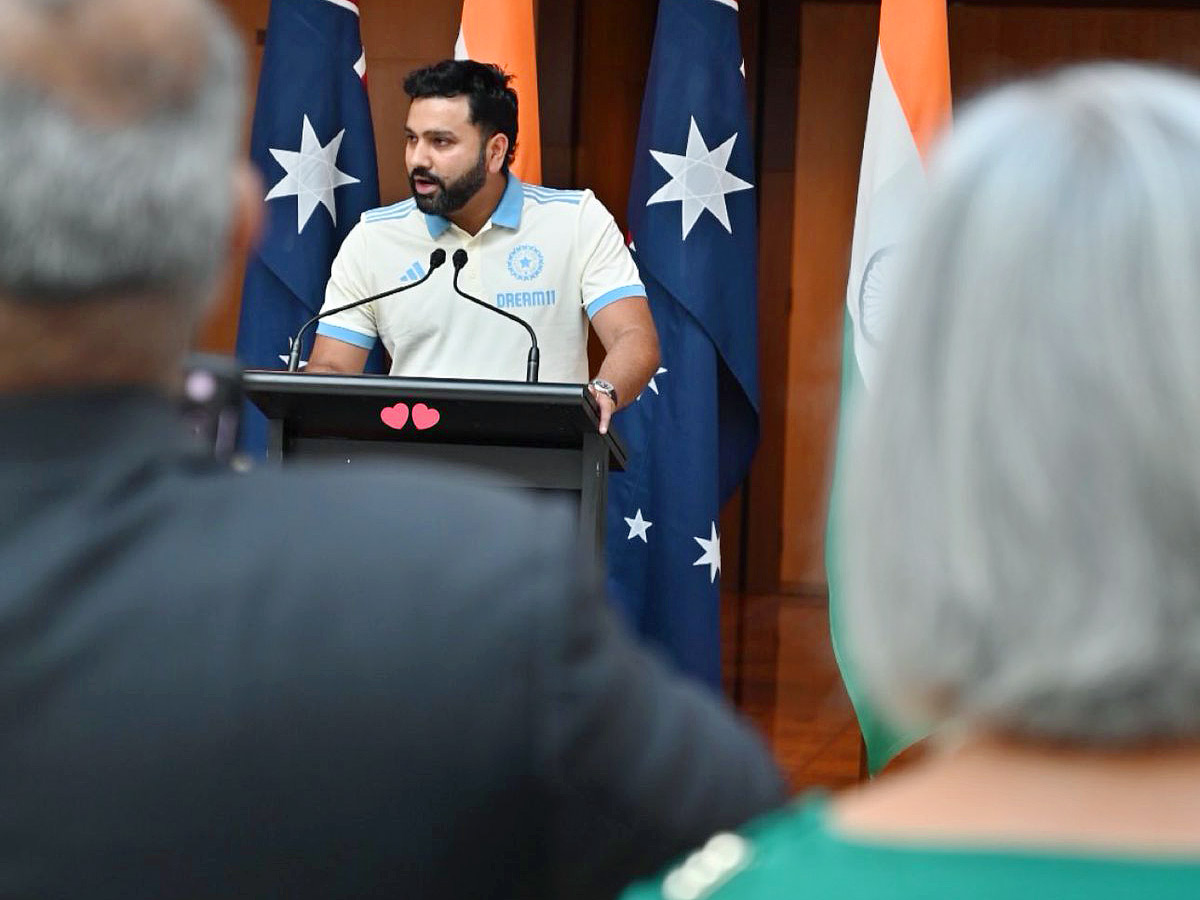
[409,149,488,217]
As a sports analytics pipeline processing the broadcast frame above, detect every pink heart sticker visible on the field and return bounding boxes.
[412,403,441,431]
[380,402,410,430]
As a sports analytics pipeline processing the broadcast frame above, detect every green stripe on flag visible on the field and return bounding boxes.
[826,315,924,775]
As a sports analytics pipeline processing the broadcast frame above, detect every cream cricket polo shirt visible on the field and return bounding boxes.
[316,174,645,383]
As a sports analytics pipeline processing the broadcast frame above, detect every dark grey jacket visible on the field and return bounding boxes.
[0,388,785,899]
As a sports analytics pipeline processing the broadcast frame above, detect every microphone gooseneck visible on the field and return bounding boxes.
[451,250,540,383]
[286,248,448,372]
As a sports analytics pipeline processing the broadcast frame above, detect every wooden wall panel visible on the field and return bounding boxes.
[537,0,580,187]
[573,0,656,231]
[951,6,1200,98]
[779,3,876,592]
[743,0,801,597]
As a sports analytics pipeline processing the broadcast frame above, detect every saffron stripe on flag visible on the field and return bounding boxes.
[455,0,542,184]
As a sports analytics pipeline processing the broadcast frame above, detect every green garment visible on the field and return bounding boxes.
[621,793,1200,900]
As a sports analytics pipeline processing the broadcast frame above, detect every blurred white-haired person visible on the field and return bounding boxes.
[623,62,1200,900]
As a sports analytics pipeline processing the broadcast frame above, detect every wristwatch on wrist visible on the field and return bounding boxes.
[588,378,618,407]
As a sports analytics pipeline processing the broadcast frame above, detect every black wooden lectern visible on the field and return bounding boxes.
[243,372,626,559]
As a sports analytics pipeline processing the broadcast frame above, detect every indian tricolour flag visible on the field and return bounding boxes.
[828,0,951,775]
[455,0,542,184]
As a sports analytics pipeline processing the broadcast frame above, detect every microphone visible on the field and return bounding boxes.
[450,249,540,383]
[286,248,448,372]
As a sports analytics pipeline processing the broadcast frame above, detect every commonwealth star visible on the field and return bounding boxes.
[266,115,361,234]
[647,117,753,239]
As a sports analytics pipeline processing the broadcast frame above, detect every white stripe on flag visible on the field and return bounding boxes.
[454,27,468,60]
[354,51,366,80]
[319,0,359,15]
[845,45,926,390]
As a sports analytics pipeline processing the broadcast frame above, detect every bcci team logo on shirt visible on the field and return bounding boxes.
[507,244,544,281]
[497,243,555,308]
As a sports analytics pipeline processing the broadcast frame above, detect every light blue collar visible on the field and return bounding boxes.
[423,211,452,239]
[491,173,524,229]
[422,173,524,239]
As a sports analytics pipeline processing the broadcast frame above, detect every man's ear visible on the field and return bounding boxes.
[486,132,510,175]
[194,162,264,332]
[231,161,265,259]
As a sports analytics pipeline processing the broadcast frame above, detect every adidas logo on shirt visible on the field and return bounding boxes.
[398,260,426,284]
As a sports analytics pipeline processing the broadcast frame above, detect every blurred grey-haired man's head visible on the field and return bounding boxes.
[844,63,1200,747]
[0,0,246,311]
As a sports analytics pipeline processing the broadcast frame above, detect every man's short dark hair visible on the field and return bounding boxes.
[404,60,519,170]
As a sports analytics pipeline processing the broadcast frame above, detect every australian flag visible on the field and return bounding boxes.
[236,0,384,451]
[606,0,760,689]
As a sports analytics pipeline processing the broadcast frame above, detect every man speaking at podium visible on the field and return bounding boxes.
[306,60,659,435]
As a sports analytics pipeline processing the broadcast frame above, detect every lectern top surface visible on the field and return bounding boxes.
[243,371,627,467]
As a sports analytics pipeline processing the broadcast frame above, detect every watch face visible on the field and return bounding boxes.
[590,379,617,405]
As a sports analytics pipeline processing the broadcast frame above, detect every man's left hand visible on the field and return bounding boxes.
[589,296,661,437]
[588,385,616,435]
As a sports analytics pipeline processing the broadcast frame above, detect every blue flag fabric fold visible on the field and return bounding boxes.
[606,0,760,688]
[236,0,384,451]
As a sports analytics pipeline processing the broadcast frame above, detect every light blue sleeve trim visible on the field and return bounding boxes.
[363,199,416,222]
[585,284,646,319]
[315,323,378,350]
[524,185,584,205]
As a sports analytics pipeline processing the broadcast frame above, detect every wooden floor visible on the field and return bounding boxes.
[723,593,863,792]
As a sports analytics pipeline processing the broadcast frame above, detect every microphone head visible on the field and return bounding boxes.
[452,249,468,271]
[429,248,447,269]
